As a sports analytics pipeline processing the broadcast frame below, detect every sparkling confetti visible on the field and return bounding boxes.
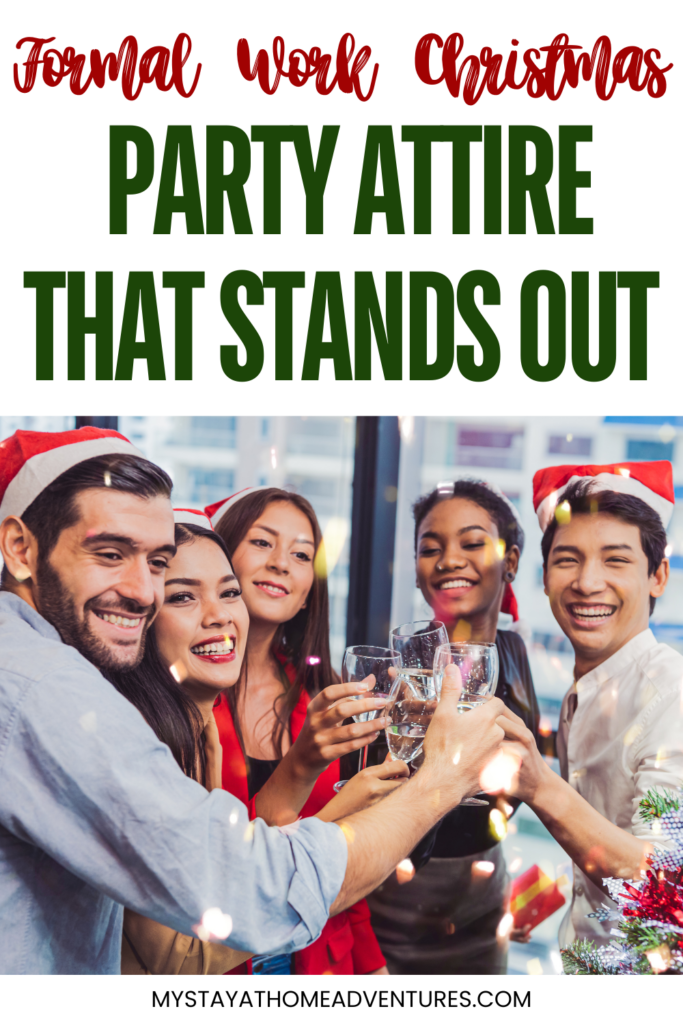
[538,716,553,737]
[307,655,321,665]
[496,913,513,939]
[270,447,277,469]
[314,517,348,579]
[480,750,521,794]
[555,501,571,525]
[623,724,643,747]
[509,857,523,874]
[169,660,188,683]
[489,808,508,842]
[194,907,233,942]
[646,945,672,973]
[399,416,414,443]
[472,860,495,878]
[229,810,238,826]
[243,821,255,842]
[396,858,415,885]
[103,470,112,487]
[338,821,355,844]
[527,957,543,975]
[616,467,631,478]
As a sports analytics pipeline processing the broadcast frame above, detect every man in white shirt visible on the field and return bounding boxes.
[500,461,683,947]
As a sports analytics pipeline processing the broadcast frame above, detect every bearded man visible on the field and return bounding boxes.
[0,427,510,973]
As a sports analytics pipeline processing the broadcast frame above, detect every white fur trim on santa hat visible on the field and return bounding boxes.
[174,509,213,529]
[0,437,144,521]
[536,471,675,533]
[206,485,272,528]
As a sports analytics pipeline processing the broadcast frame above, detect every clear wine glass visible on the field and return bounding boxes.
[433,641,499,805]
[332,645,400,792]
[386,620,448,766]
[385,670,438,764]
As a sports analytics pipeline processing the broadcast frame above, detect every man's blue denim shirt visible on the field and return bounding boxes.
[0,593,347,973]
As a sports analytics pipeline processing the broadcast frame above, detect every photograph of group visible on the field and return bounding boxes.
[1,413,680,977]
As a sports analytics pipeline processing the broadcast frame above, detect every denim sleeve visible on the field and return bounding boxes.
[0,654,347,955]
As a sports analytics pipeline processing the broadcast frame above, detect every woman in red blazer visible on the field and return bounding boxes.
[207,486,398,976]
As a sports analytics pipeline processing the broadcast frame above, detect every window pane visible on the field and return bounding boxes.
[626,438,674,462]
[548,435,592,457]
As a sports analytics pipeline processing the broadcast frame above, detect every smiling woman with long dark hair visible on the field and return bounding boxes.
[209,487,397,977]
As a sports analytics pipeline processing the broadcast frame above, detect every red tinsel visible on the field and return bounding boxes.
[621,867,683,934]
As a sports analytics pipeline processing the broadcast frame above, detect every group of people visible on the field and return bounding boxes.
[0,426,681,975]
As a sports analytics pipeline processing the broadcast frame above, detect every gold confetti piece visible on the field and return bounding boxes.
[103,470,112,487]
[396,858,415,885]
[314,517,348,579]
[646,945,671,973]
[243,821,255,842]
[472,860,495,878]
[169,660,187,684]
[338,821,355,844]
[489,808,507,842]
[623,724,642,747]
[496,913,513,939]
[527,957,543,975]
[509,857,523,873]
[555,501,571,525]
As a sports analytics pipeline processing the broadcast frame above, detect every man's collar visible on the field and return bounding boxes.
[0,589,62,643]
[575,628,656,691]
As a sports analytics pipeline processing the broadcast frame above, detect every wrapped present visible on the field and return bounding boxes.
[510,865,567,931]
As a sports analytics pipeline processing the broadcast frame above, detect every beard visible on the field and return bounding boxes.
[36,555,153,673]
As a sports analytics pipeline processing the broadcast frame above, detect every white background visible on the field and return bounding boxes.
[2,0,681,416]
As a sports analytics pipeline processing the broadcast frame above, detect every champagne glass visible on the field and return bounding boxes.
[332,645,400,792]
[384,670,437,764]
[386,620,448,766]
[433,641,499,805]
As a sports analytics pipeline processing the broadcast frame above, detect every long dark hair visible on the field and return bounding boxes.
[106,522,234,785]
[213,487,337,758]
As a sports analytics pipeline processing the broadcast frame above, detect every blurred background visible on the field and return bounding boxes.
[3,413,681,973]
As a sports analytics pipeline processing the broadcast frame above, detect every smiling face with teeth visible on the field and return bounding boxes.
[544,512,669,677]
[153,535,248,711]
[28,488,176,672]
[416,498,519,642]
[229,501,316,631]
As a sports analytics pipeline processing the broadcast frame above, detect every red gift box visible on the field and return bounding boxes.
[510,865,567,931]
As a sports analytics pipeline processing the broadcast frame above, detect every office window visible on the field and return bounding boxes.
[626,439,674,462]
[548,435,592,457]
[456,427,524,470]
[187,468,235,507]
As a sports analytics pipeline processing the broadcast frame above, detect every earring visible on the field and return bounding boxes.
[504,571,514,582]
[14,567,31,582]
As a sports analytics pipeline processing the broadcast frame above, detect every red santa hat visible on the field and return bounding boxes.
[174,508,213,529]
[533,461,675,533]
[0,426,145,522]
[205,485,272,528]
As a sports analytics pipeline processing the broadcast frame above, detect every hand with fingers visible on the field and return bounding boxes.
[420,663,509,807]
[493,705,547,803]
[288,675,390,782]
[315,759,410,823]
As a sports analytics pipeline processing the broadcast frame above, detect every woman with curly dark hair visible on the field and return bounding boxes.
[368,479,541,974]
